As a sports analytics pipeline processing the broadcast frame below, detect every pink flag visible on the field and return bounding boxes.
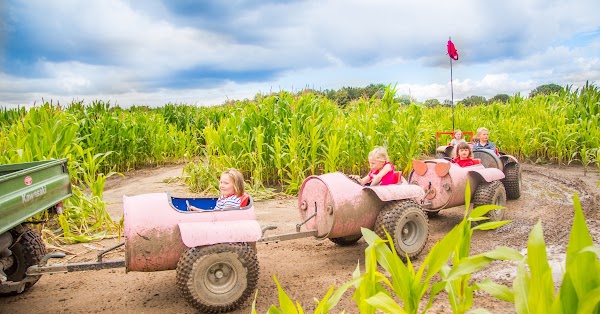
[447,40,459,60]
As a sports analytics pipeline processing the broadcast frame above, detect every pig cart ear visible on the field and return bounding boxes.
[434,161,451,177]
[412,160,428,176]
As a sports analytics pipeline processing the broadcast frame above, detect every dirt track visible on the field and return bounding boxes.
[1,163,599,314]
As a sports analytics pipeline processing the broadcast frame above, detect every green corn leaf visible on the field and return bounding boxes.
[425,281,447,312]
[365,292,408,314]
[576,286,600,314]
[579,245,600,258]
[476,279,515,302]
[251,290,259,314]
[479,246,524,261]
[273,275,298,314]
[470,204,504,219]
[468,216,490,222]
[526,220,554,312]
[472,220,512,231]
[266,305,283,314]
[445,255,493,281]
[317,277,362,313]
[513,259,531,314]
[565,194,598,298]
[554,272,578,314]
[419,221,463,282]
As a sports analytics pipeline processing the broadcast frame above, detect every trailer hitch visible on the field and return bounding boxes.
[25,242,126,276]
[97,242,124,263]
[420,181,434,204]
[296,211,317,232]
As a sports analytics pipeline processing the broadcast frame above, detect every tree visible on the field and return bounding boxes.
[528,83,563,98]
[395,94,413,105]
[424,99,441,107]
[363,84,386,99]
[458,95,487,107]
[489,94,510,104]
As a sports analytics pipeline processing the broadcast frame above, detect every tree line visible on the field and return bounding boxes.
[301,83,565,107]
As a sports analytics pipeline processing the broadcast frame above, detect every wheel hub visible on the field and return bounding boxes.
[205,262,236,294]
[401,221,418,245]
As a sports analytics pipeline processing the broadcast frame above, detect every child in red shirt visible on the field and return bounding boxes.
[452,142,475,167]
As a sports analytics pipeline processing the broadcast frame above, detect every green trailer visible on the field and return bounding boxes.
[0,159,72,295]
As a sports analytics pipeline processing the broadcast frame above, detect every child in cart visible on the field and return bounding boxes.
[189,168,247,211]
[350,146,397,186]
[452,142,476,167]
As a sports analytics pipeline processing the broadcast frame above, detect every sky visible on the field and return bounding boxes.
[1,0,599,109]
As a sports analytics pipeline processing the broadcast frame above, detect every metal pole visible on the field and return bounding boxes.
[450,54,455,130]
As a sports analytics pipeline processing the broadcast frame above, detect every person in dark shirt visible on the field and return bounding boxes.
[472,127,497,152]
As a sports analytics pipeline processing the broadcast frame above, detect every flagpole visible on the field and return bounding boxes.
[449,36,455,131]
[450,54,454,131]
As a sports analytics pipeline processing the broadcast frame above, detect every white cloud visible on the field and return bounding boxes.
[1,0,600,108]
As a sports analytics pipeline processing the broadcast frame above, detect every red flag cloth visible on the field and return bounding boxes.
[447,40,459,60]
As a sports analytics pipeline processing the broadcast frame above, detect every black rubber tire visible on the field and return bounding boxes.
[502,163,522,200]
[0,227,46,296]
[426,210,440,218]
[472,181,507,222]
[329,234,362,246]
[374,200,429,261]
[435,152,448,159]
[176,243,259,313]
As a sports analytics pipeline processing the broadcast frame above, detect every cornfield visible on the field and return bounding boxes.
[1,83,599,242]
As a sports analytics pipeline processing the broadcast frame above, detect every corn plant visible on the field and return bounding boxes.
[268,136,286,190]
[59,144,121,243]
[254,275,357,314]
[480,194,600,313]
[323,132,344,173]
[431,180,519,313]
[2,82,600,243]
[182,160,220,194]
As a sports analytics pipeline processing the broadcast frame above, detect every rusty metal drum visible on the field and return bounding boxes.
[409,160,505,211]
[297,172,386,239]
[296,172,424,240]
[123,193,260,272]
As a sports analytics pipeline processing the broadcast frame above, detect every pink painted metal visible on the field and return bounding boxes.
[178,221,261,248]
[408,160,505,210]
[123,193,261,272]
[297,172,424,239]
[363,183,424,202]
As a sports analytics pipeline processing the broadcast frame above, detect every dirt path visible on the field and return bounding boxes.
[2,163,599,314]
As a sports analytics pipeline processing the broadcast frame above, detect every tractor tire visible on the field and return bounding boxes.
[502,163,522,200]
[374,200,429,261]
[472,181,507,222]
[329,234,362,246]
[0,227,46,296]
[176,243,259,313]
[426,210,440,218]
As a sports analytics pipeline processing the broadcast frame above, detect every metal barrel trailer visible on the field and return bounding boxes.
[408,159,507,220]
[18,171,430,313]
[289,172,430,260]
[472,148,522,200]
[24,192,263,313]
